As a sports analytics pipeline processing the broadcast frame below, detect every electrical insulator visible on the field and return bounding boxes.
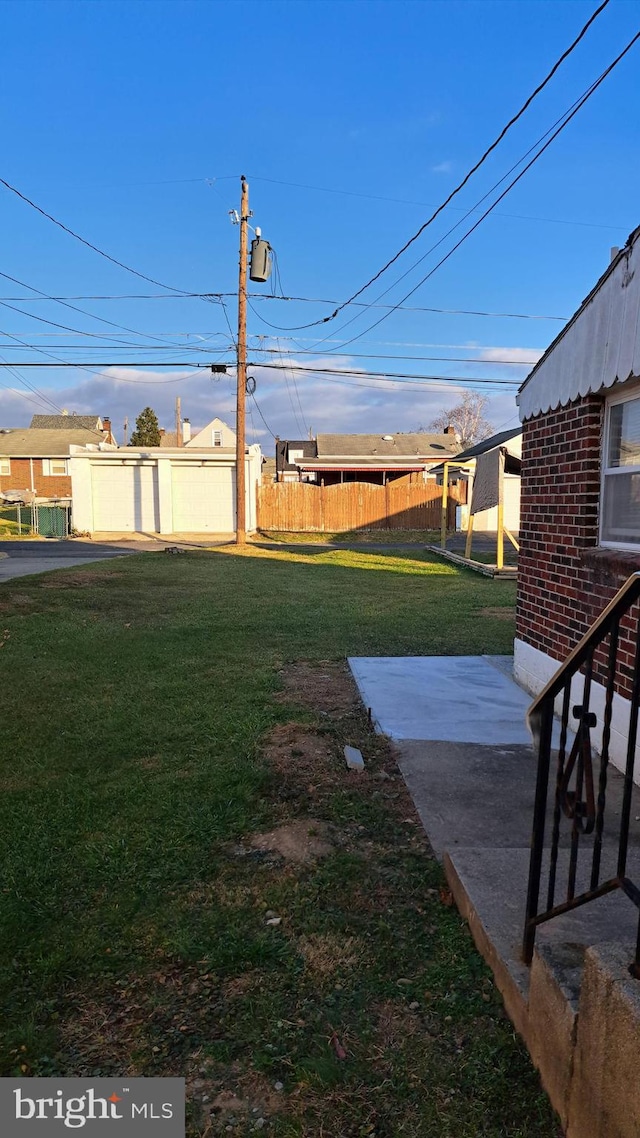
[249,237,272,283]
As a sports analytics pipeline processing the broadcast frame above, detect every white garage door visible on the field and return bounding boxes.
[91,464,160,532]
[171,465,235,532]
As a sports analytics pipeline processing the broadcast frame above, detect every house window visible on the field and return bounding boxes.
[601,390,640,549]
[212,430,223,447]
[44,458,69,476]
[0,457,9,476]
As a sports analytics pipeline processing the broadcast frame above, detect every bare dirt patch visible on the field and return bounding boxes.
[249,819,335,864]
[261,723,337,778]
[276,659,360,715]
[189,1069,283,1135]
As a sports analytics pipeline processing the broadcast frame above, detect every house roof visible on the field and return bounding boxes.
[0,428,104,455]
[517,224,640,421]
[315,432,456,459]
[30,414,103,430]
[451,426,522,463]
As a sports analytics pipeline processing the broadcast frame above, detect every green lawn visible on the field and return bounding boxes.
[254,529,442,545]
[0,547,557,1136]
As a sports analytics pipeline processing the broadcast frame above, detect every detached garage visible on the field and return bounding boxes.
[70,444,261,536]
[171,464,234,532]
[91,462,160,532]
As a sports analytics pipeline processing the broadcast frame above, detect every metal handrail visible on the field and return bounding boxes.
[523,571,640,975]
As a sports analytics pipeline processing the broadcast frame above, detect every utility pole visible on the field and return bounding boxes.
[235,176,249,543]
[123,416,128,446]
[175,395,182,447]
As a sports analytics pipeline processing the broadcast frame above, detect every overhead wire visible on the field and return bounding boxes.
[250,392,277,439]
[250,362,519,386]
[0,178,199,295]
[0,344,65,413]
[248,346,539,366]
[0,290,569,321]
[246,173,628,233]
[0,270,205,349]
[245,0,612,332]
[304,27,640,356]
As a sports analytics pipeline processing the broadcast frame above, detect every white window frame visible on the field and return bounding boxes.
[600,383,640,552]
[43,458,69,476]
[212,430,223,447]
[0,457,10,476]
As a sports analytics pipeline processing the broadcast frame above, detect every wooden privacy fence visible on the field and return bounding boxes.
[257,480,464,532]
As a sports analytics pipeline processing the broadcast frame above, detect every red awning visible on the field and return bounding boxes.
[300,464,426,473]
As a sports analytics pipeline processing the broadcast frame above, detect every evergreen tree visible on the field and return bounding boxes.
[129,407,161,447]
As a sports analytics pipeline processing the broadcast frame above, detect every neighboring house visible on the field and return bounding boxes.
[515,224,640,779]
[70,440,262,534]
[276,431,459,485]
[186,416,236,449]
[449,426,521,533]
[30,413,116,444]
[275,438,317,482]
[0,427,106,501]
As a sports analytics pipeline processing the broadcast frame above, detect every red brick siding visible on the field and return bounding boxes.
[0,458,71,498]
[516,394,640,700]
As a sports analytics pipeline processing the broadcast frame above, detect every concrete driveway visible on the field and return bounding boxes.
[0,539,139,583]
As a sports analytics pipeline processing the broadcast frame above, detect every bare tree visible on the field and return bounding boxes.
[424,391,494,450]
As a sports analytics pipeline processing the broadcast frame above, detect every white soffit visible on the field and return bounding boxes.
[517,229,640,422]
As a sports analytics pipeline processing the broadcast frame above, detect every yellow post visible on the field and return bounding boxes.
[440,462,449,549]
[465,511,474,559]
[496,501,504,570]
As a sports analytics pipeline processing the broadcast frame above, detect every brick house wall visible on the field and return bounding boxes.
[0,458,71,498]
[516,392,640,703]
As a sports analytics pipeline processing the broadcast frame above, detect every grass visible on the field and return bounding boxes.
[0,547,557,1136]
[254,529,441,545]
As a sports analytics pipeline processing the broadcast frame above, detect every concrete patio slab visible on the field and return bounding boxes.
[349,654,533,743]
[347,649,640,1134]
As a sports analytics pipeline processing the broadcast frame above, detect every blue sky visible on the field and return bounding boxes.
[1,0,639,448]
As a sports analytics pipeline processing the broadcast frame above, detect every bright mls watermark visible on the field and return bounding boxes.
[0,1078,185,1136]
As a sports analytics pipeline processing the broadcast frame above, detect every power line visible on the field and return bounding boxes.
[0,177,197,294]
[250,296,568,320]
[249,347,539,366]
[0,270,206,349]
[247,0,612,333]
[0,290,569,321]
[247,173,629,233]
[251,362,519,386]
[0,347,65,413]
[250,392,277,438]
[0,357,518,388]
[0,344,537,366]
[309,28,640,356]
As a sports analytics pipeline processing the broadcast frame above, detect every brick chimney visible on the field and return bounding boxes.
[102,416,112,442]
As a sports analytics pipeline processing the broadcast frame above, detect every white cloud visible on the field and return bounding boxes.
[431,161,452,175]
[0,358,521,450]
[477,347,543,367]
